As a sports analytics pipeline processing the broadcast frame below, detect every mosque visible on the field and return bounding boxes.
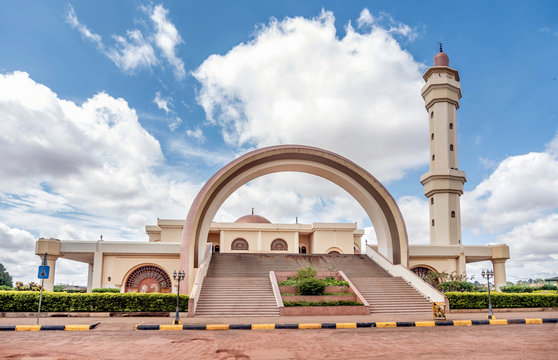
[35,49,510,313]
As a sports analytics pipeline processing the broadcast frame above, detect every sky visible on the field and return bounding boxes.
[0,1,557,286]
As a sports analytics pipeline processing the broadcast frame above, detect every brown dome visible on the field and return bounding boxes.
[434,43,449,67]
[235,214,272,224]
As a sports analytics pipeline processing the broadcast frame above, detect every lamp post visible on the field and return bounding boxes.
[173,270,185,325]
[481,269,495,319]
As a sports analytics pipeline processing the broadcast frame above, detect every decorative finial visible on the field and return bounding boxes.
[439,42,443,52]
[251,208,254,215]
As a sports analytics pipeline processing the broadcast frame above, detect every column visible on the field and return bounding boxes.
[87,263,94,293]
[91,247,103,290]
[43,255,58,292]
[294,232,299,254]
[492,259,507,292]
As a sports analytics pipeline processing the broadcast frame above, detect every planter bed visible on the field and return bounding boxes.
[282,305,367,316]
[282,294,357,303]
[279,285,349,294]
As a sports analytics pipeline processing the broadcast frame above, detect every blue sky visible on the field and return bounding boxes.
[0,1,557,285]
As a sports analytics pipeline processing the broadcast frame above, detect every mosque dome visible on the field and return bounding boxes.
[235,214,272,224]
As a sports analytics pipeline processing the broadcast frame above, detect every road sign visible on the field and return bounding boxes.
[38,265,50,279]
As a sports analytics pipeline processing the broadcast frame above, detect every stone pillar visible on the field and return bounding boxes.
[91,246,103,290]
[35,238,61,292]
[492,259,507,292]
[294,232,299,254]
[87,263,94,293]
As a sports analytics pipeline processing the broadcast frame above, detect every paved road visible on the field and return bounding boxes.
[1,323,557,359]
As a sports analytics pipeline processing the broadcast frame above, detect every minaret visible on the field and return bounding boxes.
[420,45,466,246]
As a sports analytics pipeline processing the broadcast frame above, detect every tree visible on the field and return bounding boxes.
[0,263,13,287]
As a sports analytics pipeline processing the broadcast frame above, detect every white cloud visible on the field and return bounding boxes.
[148,4,186,79]
[107,30,157,73]
[462,140,558,233]
[169,116,182,131]
[398,196,429,244]
[65,4,103,49]
[153,91,172,113]
[0,71,198,234]
[65,4,185,79]
[186,127,204,141]
[357,9,374,29]
[194,10,426,183]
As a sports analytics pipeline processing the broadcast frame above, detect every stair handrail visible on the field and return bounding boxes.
[187,242,213,317]
[365,245,449,309]
[269,271,284,315]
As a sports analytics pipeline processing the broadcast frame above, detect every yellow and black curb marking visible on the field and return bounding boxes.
[0,323,100,331]
[135,318,557,331]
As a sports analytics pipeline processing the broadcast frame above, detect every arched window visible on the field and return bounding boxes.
[432,219,435,226]
[431,133,434,140]
[450,144,454,151]
[432,154,435,161]
[300,246,307,254]
[411,266,439,285]
[214,245,220,253]
[231,238,249,251]
[430,112,434,119]
[271,239,288,251]
[430,197,434,205]
[449,123,453,129]
[451,211,456,218]
[328,250,341,254]
[125,265,171,293]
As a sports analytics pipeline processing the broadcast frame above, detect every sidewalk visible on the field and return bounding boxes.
[2,310,557,331]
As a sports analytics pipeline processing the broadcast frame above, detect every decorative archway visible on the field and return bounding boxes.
[326,246,343,254]
[411,265,438,285]
[231,238,249,251]
[124,264,172,293]
[271,239,288,251]
[180,145,409,293]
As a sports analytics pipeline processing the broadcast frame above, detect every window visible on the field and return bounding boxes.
[432,219,435,226]
[450,144,454,151]
[271,239,288,251]
[431,133,434,140]
[432,154,435,161]
[431,197,434,205]
[430,112,434,119]
[300,246,307,254]
[214,245,220,253]
[231,238,249,251]
[125,265,171,293]
[451,211,456,218]
[449,123,453,129]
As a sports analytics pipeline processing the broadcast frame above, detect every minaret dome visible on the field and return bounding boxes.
[434,43,449,66]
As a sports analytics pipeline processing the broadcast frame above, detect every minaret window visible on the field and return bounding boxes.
[431,133,434,140]
[430,112,434,119]
[451,211,456,218]
[430,197,434,205]
[450,144,454,151]
[449,123,453,129]
[432,155,435,161]
[431,219,435,226]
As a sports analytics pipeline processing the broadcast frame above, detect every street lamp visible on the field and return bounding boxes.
[481,268,495,319]
[173,270,185,325]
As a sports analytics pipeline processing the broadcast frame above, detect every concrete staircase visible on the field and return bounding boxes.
[194,253,432,316]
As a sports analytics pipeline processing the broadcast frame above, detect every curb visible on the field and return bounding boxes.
[135,318,558,330]
[0,322,100,331]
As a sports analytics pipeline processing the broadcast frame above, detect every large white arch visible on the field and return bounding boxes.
[180,145,409,292]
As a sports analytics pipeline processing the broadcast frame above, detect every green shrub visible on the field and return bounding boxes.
[284,300,361,307]
[278,278,298,286]
[437,281,475,293]
[296,266,317,279]
[323,278,349,287]
[446,292,558,309]
[92,288,121,293]
[297,278,327,295]
[0,291,188,312]
[0,285,12,291]
[501,284,558,293]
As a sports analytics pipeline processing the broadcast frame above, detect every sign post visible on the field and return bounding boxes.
[36,253,49,324]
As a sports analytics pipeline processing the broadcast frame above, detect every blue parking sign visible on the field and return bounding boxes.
[38,265,50,279]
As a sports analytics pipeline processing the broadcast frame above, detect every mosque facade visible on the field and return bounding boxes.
[35,49,510,295]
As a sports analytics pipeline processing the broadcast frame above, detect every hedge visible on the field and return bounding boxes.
[0,291,188,312]
[284,300,362,307]
[92,288,121,293]
[446,292,558,309]
[500,284,558,293]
